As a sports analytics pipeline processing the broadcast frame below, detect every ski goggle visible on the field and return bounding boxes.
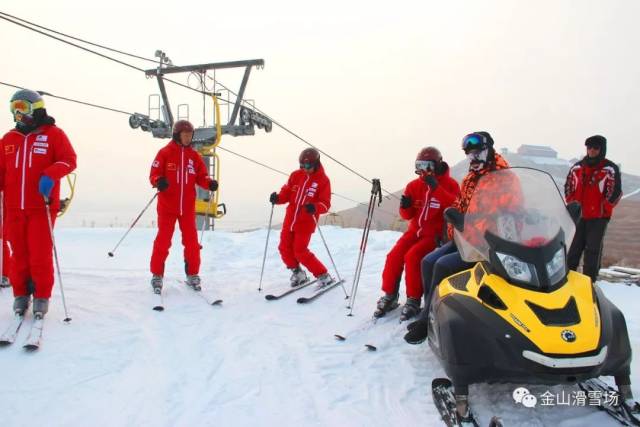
[300,162,315,170]
[415,160,436,172]
[10,99,44,116]
[462,133,486,153]
[586,143,601,150]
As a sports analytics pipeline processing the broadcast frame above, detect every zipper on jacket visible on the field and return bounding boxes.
[180,147,185,216]
[290,175,310,232]
[29,147,33,168]
[416,187,431,237]
[21,134,29,210]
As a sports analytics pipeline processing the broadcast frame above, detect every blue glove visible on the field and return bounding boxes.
[39,175,54,199]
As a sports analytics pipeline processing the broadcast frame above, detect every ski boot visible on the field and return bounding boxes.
[33,298,49,319]
[400,297,421,321]
[289,267,308,287]
[186,275,202,291]
[150,275,163,294]
[13,296,30,316]
[316,273,335,289]
[404,316,429,344]
[373,293,399,318]
[0,276,10,288]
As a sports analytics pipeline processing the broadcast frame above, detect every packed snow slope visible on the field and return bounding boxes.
[0,227,638,427]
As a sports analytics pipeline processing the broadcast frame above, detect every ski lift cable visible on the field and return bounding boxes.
[217,145,396,213]
[0,80,132,116]
[0,80,396,215]
[0,10,159,64]
[0,10,399,200]
[0,13,210,97]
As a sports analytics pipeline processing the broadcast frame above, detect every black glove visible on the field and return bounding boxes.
[400,195,412,209]
[209,180,219,192]
[156,177,169,192]
[304,203,316,214]
[269,192,278,204]
[424,174,438,189]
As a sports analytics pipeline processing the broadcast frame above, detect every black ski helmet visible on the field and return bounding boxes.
[10,89,45,126]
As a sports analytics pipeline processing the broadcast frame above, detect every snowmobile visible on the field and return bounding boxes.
[427,167,637,426]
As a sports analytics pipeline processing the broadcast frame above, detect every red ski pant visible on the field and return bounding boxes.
[278,228,327,277]
[381,231,437,299]
[151,212,200,276]
[6,208,56,298]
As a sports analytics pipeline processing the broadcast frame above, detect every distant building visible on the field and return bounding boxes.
[517,145,558,158]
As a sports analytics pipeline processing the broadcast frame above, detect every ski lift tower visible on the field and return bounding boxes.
[128,51,272,230]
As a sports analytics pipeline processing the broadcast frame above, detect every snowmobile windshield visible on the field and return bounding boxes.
[454,167,576,264]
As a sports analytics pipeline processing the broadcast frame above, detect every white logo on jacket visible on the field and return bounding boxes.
[33,148,47,155]
[33,142,49,148]
[36,135,48,142]
[152,160,160,168]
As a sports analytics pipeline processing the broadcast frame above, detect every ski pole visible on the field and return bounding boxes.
[258,203,275,292]
[44,197,71,323]
[348,192,375,314]
[199,191,214,247]
[348,179,382,316]
[313,216,348,299]
[108,192,158,257]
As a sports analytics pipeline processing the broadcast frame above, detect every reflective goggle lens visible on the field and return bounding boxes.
[300,162,314,170]
[462,134,485,153]
[10,100,31,115]
[415,160,436,171]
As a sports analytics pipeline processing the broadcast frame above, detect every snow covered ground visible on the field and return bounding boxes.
[0,226,638,427]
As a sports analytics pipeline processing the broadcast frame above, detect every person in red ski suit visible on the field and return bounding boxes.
[0,89,77,317]
[270,148,335,288]
[374,147,460,320]
[565,135,622,282]
[148,120,218,293]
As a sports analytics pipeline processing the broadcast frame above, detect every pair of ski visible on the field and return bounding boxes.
[264,278,345,304]
[0,312,45,351]
[152,281,223,312]
[334,310,404,352]
[432,377,640,427]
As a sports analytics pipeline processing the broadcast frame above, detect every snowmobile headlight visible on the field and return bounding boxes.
[496,252,535,284]
[546,247,566,285]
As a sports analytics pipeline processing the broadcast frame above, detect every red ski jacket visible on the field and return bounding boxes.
[149,140,213,216]
[276,164,331,234]
[0,124,77,212]
[565,159,622,219]
[400,167,460,242]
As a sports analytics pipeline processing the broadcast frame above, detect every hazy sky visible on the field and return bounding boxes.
[1,0,639,229]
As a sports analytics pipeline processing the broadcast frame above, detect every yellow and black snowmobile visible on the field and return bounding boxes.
[428,167,637,426]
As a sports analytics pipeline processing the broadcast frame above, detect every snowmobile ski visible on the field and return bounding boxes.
[432,378,503,427]
[265,278,318,301]
[23,315,45,351]
[297,279,345,304]
[0,313,26,345]
[578,378,640,426]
